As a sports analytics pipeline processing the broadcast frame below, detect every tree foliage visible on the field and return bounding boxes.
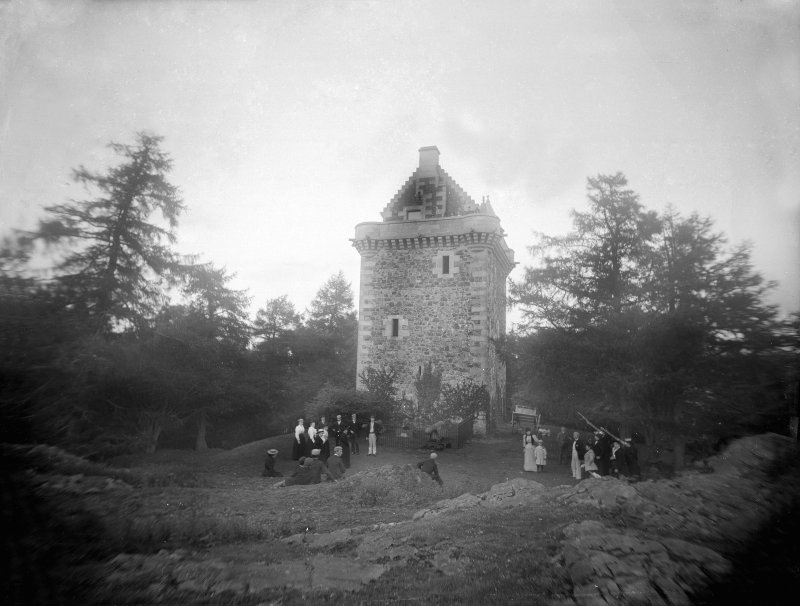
[358,366,399,401]
[510,173,796,465]
[305,385,396,425]
[406,362,443,424]
[31,132,185,332]
[440,381,490,421]
[0,133,370,456]
[254,294,300,354]
[306,270,357,336]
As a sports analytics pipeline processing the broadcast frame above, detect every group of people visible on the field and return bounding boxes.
[522,427,547,472]
[262,413,447,488]
[557,427,640,481]
[272,445,350,487]
[291,414,384,463]
[262,412,385,482]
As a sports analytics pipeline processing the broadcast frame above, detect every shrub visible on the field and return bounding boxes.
[306,385,397,423]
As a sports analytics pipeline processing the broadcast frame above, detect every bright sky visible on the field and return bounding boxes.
[1,0,798,326]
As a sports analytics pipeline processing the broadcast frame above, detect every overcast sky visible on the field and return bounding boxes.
[1,0,798,326]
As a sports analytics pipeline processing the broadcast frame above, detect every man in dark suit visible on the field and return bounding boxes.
[330,414,347,447]
[594,432,613,476]
[350,413,361,455]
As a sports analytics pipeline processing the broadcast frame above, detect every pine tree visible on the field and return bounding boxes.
[35,132,184,332]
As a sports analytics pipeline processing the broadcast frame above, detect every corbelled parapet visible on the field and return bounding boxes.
[352,214,515,274]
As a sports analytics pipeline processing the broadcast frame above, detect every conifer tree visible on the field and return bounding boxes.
[34,132,184,332]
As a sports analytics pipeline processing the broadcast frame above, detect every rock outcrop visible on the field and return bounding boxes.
[95,433,797,604]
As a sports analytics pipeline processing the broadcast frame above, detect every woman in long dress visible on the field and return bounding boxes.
[522,427,537,472]
[305,421,317,457]
[291,418,306,461]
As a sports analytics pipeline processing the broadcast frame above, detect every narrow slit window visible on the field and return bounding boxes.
[392,318,399,337]
[442,255,450,275]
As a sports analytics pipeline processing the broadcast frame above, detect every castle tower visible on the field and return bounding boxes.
[352,147,515,429]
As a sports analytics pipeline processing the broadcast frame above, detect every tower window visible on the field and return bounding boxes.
[384,316,406,338]
[406,209,422,221]
[434,251,458,278]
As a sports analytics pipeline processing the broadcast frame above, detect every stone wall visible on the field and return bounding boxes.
[356,233,509,423]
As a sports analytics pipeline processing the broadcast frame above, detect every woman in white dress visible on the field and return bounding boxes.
[291,419,306,460]
[522,427,538,472]
[304,421,318,457]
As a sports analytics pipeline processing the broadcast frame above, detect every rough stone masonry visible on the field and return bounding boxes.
[352,147,515,427]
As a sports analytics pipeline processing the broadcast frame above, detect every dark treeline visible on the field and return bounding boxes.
[0,133,357,458]
[508,173,799,468]
[1,135,797,465]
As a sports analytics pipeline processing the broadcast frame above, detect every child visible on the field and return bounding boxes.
[534,441,547,472]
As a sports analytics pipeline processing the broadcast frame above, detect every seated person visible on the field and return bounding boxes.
[326,446,347,481]
[276,457,316,487]
[262,448,283,477]
[306,448,333,483]
[417,452,444,486]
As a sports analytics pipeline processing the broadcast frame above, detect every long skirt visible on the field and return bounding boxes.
[291,435,306,461]
[571,449,582,479]
[304,434,316,457]
[523,444,536,471]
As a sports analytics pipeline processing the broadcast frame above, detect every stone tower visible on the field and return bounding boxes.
[352,146,515,429]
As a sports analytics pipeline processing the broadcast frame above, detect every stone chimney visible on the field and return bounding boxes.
[418,146,440,177]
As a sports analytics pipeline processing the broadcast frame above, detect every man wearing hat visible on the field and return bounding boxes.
[307,448,333,483]
[416,452,444,486]
[326,445,347,481]
[262,448,282,477]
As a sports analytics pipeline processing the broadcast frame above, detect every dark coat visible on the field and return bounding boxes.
[572,439,586,460]
[284,461,316,486]
[326,455,346,480]
[262,453,283,477]
[417,458,443,485]
[594,435,613,475]
[330,421,347,444]
[339,431,351,468]
[307,458,332,483]
[624,443,640,477]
